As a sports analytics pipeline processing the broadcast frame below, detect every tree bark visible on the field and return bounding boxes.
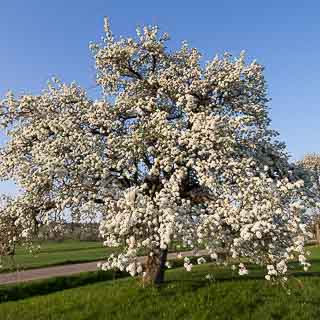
[143,248,168,285]
[316,222,320,245]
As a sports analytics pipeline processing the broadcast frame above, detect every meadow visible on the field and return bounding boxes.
[0,246,319,320]
[0,240,192,273]
[0,240,111,273]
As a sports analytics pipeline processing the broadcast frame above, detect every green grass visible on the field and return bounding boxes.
[0,240,112,273]
[0,247,319,320]
[0,269,128,304]
[0,240,193,273]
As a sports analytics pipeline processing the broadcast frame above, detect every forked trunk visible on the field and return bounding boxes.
[143,248,168,285]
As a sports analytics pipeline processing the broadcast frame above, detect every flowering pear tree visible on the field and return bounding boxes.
[0,19,317,284]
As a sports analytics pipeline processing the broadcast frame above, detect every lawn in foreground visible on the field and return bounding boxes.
[0,247,319,320]
[0,240,111,272]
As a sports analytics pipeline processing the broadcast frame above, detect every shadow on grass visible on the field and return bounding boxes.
[0,270,129,304]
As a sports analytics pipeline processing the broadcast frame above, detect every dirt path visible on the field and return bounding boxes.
[0,249,207,285]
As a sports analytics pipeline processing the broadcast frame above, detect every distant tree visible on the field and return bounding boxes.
[300,154,320,186]
[0,196,35,268]
[0,19,318,284]
[299,154,320,243]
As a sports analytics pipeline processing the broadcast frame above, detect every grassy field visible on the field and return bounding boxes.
[0,240,112,272]
[0,240,192,273]
[0,246,319,320]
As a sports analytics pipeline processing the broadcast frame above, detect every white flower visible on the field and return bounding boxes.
[184,262,193,272]
[239,268,248,276]
[184,257,190,263]
[210,252,218,260]
[197,257,206,265]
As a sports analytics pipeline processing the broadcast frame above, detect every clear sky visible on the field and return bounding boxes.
[0,0,319,193]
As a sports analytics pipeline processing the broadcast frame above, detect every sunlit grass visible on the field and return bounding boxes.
[0,246,319,320]
[0,240,110,273]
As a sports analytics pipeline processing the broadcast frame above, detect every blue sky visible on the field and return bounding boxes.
[0,0,319,193]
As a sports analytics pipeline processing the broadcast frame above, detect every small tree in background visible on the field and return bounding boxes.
[0,19,318,284]
[299,154,320,244]
[0,196,37,268]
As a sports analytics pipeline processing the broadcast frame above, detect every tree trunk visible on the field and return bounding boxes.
[316,222,320,245]
[143,248,168,285]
